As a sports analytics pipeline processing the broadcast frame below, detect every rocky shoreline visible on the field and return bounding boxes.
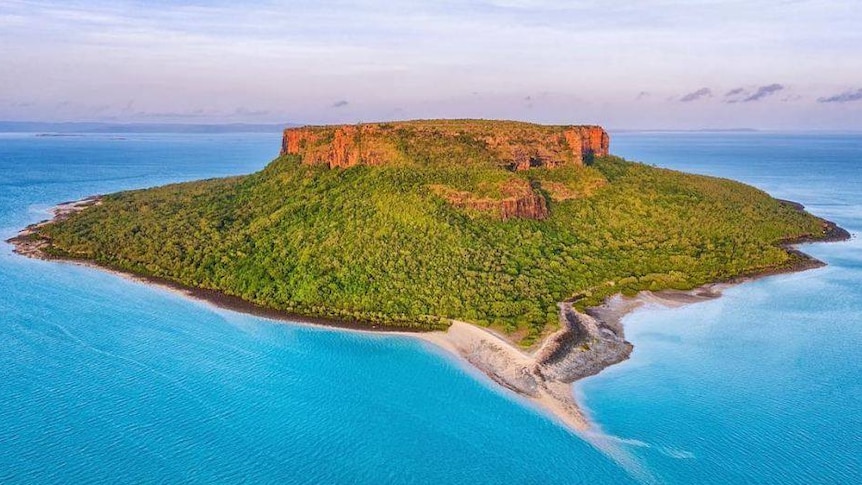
[413,301,636,431]
[9,196,103,258]
[5,196,851,433]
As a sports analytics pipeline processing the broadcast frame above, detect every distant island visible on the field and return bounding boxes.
[8,119,848,431]
[0,121,295,134]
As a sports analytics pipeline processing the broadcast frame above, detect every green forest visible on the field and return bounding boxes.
[36,127,829,346]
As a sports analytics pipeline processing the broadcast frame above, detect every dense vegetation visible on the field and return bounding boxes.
[39,128,828,345]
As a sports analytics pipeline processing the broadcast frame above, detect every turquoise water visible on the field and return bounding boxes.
[0,134,630,484]
[0,132,859,483]
[584,132,862,483]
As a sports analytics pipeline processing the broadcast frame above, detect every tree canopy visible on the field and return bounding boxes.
[39,139,826,346]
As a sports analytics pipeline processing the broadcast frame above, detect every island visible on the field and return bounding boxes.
[8,119,849,431]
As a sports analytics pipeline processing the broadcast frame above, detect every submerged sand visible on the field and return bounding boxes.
[409,287,728,432]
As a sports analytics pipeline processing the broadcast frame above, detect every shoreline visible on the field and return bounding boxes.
[5,196,851,433]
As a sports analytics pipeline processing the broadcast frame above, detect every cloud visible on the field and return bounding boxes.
[817,88,862,103]
[679,88,712,102]
[743,83,784,102]
[723,87,748,103]
[1,2,860,129]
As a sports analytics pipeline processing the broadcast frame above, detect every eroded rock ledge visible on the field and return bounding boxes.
[429,178,550,220]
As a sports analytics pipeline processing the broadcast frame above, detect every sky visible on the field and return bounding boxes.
[1,0,860,130]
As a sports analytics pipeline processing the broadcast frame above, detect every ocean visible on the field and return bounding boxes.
[0,131,859,484]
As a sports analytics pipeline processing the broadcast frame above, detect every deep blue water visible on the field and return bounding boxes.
[0,132,859,483]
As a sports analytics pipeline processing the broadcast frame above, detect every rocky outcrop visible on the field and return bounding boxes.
[282,128,317,156]
[563,126,609,162]
[465,193,548,221]
[533,302,632,383]
[280,120,610,170]
[430,179,549,220]
[280,124,397,168]
[487,126,608,170]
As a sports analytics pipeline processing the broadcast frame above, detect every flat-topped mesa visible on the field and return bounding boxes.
[279,120,609,221]
[280,120,609,170]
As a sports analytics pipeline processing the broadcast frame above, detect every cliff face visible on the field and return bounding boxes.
[563,126,609,162]
[448,193,549,221]
[431,179,549,221]
[280,120,609,221]
[280,120,609,170]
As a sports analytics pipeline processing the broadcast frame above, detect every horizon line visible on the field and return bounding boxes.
[1,120,861,135]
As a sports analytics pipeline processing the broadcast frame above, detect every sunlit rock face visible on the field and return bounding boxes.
[281,120,609,170]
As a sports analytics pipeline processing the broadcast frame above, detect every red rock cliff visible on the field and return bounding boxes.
[280,120,609,170]
[431,178,549,221]
[564,126,609,160]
